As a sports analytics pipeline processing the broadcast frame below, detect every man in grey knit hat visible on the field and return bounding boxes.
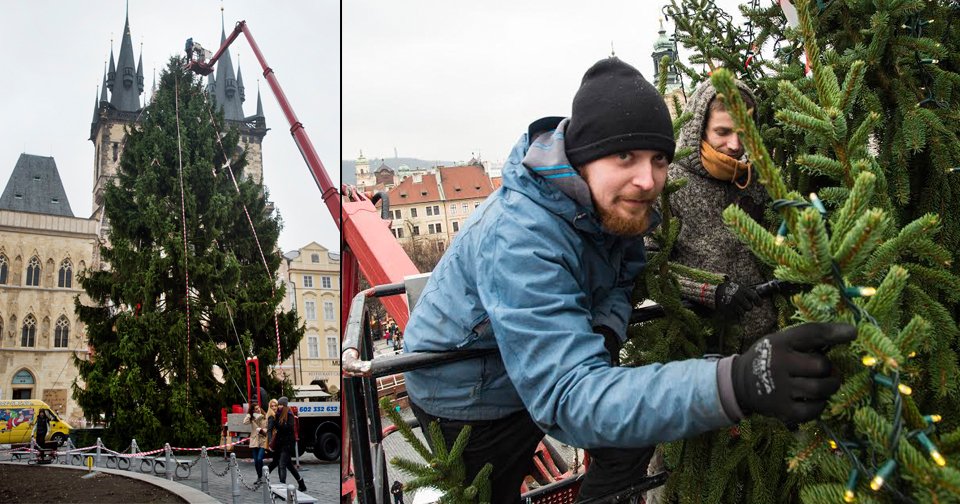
[402,58,852,503]
[666,78,779,340]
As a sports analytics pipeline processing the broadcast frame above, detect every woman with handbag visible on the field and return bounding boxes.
[266,397,306,491]
[243,402,268,485]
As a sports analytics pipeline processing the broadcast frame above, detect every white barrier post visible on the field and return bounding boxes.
[230,452,241,504]
[287,484,298,504]
[201,446,209,493]
[165,443,173,480]
[261,472,271,503]
[95,437,103,467]
[131,438,139,456]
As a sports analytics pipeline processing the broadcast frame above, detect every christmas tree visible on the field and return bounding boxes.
[73,57,303,449]
[624,0,960,501]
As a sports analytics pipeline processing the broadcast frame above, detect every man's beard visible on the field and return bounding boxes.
[595,203,650,237]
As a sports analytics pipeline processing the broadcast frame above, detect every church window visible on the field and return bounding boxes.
[58,259,73,288]
[0,254,7,284]
[55,316,70,348]
[112,142,119,162]
[21,315,36,347]
[25,256,41,287]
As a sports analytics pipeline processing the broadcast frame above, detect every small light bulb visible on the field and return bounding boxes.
[862,355,878,367]
[809,192,827,214]
[898,383,912,395]
[870,460,897,492]
[829,439,838,449]
[860,287,877,296]
[844,489,855,502]
[925,414,943,424]
[932,450,946,467]
[908,351,917,358]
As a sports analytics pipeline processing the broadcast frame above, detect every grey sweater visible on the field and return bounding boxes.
[668,80,778,340]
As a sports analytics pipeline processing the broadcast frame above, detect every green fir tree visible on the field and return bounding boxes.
[705,0,960,499]
[73,57,303,450]
[381,398,492,503]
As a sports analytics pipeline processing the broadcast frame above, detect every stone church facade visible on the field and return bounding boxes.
[0,8,269,425]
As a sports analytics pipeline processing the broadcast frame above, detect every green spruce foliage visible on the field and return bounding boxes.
[710,0,959,499]
[381,398,492,503]
[628,0,960,501]
[73,57,303,450]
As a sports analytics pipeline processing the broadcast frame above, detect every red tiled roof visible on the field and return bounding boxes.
[490,176,502,190]
[439,165,494,201]
[387,173,441,205]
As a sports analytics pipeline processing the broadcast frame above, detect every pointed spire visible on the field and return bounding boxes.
[100,64,109,103]
[213,5,244,121]
[137,44,144,94]
[255,83,264,118]
[92,87,100,125]
[107,43,116,91]
[237,60,245,103]
[151,68,157,102]
[109,5,142,111]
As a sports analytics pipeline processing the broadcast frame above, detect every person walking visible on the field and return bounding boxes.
[267,397,306,491]
[34,409,50,461]
[243,402,269,484]
[391,480,405,504]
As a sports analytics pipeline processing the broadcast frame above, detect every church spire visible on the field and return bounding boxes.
[255,82,264,118]
[100,65,109,103]
[109,6,143,111]
[107,43,116,91]
[237,61,246,103]
[212,9,245,121]
[137,44,144,94]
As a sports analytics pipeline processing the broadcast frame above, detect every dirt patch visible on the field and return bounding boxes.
[0,464,187,503]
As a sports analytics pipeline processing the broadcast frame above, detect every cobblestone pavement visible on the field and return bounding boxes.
[1,449,338,503]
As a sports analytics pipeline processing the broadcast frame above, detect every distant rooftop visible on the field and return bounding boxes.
[0,154,74,217]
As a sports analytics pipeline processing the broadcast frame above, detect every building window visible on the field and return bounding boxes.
[323,301,335,321]
[308,336,319,358]
[303,275,314,288]
[475,202,480,208]
[429,223,443,234]
[311,253,320,263]
[450,204,457,215]
[410,208,418,218]
[395,228,404,238]
[12,369,34,399]
[393,209,401,220]
[462,203,468,213]
[432,205,440,215]
[428,224,435,234]
[0,254,7,284]
[426,206,434,216]
[436,222,442,233]
[412,225,420,236]
[453,221,460,232]
[304,300,317,321]
[21,315,36,347]
[327,337,339,359]
[58,259,73,288]
[25,256,41,286]
[321,276,332,289]
[55,316,70,348]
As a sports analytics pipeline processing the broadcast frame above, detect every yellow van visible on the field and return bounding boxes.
[0,400,71,446]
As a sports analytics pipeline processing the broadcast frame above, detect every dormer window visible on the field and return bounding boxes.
[51,198,59,204]
[14,194,22,199]
[33,176,41,181]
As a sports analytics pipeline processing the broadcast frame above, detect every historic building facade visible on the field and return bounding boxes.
[279,243,340,389]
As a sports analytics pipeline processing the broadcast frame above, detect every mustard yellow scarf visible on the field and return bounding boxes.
[700,140,752,189]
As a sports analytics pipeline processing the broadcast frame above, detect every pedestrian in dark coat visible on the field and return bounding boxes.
[267,397,306,491]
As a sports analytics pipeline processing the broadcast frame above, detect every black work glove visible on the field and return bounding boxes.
[714,281,762,319]
[731,323,856,427]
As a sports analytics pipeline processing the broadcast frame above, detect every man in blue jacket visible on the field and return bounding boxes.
[403,57,854,503]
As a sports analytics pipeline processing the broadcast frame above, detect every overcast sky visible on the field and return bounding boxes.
[343,1,744,167]
[0,1,340,254]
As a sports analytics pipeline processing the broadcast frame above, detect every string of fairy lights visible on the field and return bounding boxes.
[771,194,946,502]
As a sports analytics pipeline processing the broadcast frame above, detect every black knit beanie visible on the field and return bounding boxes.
[565,57,676,167]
